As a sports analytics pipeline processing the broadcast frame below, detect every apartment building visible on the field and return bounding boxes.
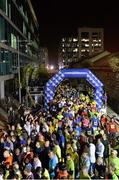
[0,0,40,99]
[78,27,104,59]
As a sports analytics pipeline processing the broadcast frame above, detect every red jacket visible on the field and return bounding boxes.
[107,122,117,133]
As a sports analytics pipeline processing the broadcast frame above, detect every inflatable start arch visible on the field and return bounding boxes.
[44,68,104,110]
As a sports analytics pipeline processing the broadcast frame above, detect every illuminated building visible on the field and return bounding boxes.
[0,0,39,99]
[78,27,104,59]
[58,37,78,68]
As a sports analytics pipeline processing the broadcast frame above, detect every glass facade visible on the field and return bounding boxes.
[0,0,6,13]
[0,0,39,75]
[0,48,12,75]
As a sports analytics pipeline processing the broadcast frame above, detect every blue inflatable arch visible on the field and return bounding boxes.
[44,68,104,110]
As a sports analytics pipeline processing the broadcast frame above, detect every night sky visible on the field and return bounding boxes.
[31,0,119,64]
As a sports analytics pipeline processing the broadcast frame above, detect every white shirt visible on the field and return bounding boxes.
[24,121,31,136]
[96,142,105,158]
[34,159,42,169]
[43,122,49,132]
[89,143,96,163]
[36,124,40,133]
[0,175,3,180]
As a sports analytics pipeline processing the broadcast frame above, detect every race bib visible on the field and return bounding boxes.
[110,125,115,129]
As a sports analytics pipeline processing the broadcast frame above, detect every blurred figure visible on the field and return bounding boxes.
[95,157,106,179]
[3,150,13,166]
[57,164,69,179]
[48,150,58,179]
[109,150,119,178]
[107,164,118,180]
[96,135,105,159]
[89,136,96,176]
[13,162,22,180]
[33,154,42,170]
[80,152,90,174]
[80,166,91,180]
[24,166,34,179]
[66,153,75,179]
[107,118,117,144]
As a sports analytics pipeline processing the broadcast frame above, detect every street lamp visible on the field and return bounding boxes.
[46,65,54,70]
[50,65,54,70]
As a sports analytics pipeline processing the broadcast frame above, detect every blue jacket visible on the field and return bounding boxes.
[49,155,58,178]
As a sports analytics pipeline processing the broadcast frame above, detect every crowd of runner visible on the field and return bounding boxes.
[0,83,119,179]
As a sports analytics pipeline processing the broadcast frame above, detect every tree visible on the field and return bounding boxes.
[21,64,34,87]
[109,57,119,72]
[37,64,49,79]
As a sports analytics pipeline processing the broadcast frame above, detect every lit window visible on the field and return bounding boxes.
[81,38,89,42]
[85,44,89,47]
[73,48,78,52]
[81,49,86,52]
[99,39,101,42]
[85,39,89,42]
[73,38,78,42]
[11,34,17,49]
[81,39,85,41]
[62,49,65,52]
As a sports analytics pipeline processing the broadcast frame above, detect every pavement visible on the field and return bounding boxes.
[107,106,119,119]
